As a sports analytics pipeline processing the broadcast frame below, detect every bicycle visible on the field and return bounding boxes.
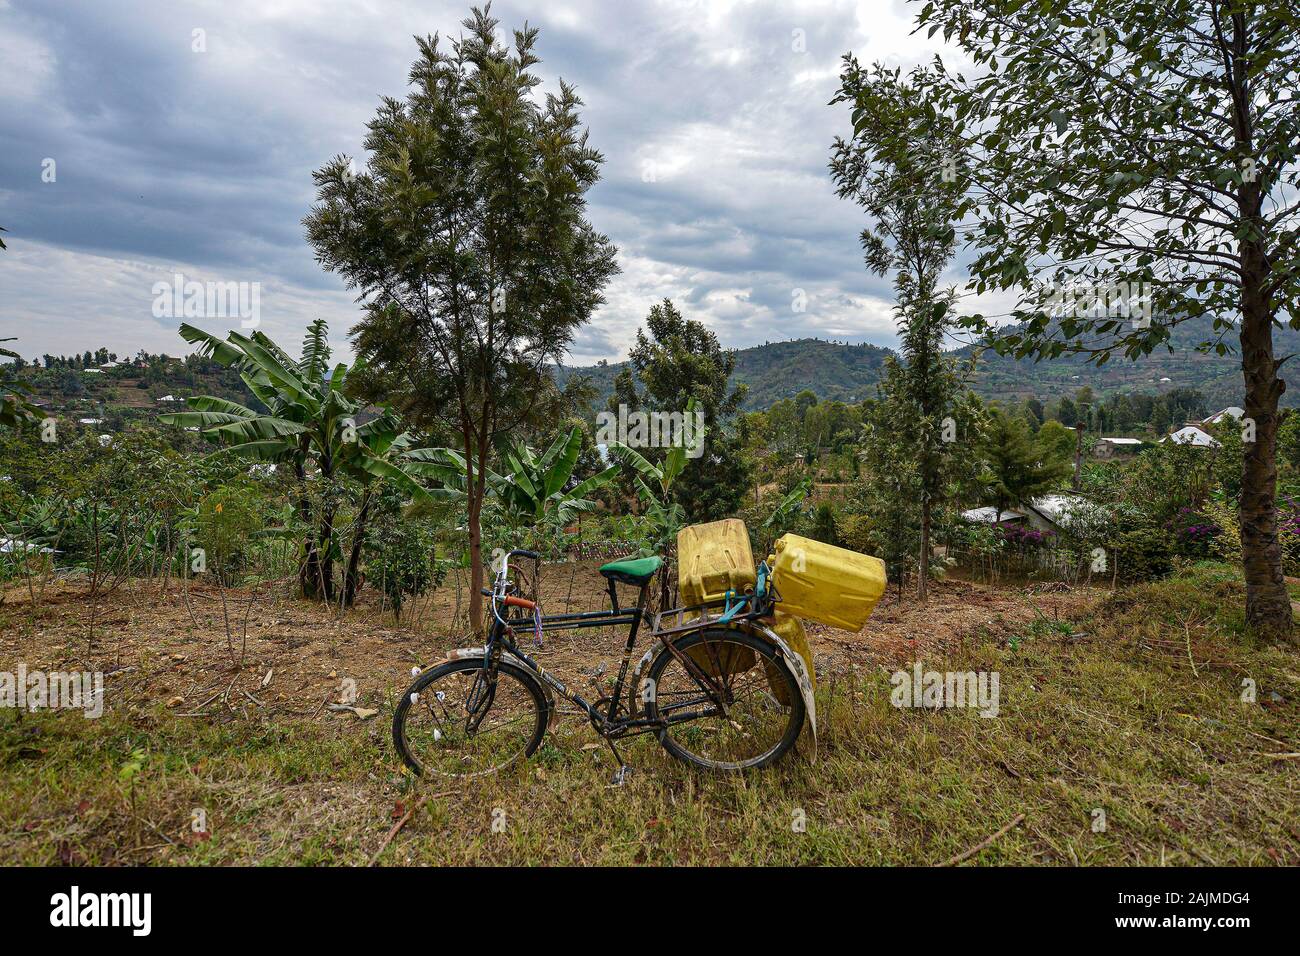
[392,548,814,780]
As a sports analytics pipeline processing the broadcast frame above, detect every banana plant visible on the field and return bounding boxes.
[160,320,445,603]
[404,426,616,548]
[496,428,617,530]
[1,338,40,429]
[759,476,813,554]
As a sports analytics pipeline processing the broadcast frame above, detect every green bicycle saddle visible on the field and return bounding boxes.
[598,555,663,587]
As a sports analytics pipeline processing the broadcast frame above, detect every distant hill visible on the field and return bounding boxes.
[557,317,1300,412]
[556,338,891,412]
[957,314,1300,410]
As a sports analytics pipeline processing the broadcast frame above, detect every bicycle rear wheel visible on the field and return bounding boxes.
[644,629,805,771]
[393,657,548,778]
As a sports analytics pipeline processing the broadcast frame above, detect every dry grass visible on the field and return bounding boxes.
[0,562,1296,866]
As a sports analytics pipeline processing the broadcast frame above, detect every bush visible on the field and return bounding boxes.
[366,486,443,619]
[195,483,265,584]
[1165,506,1222,560]
[1107,526,1174,582]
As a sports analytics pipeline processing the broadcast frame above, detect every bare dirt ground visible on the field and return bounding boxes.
[0,562,1100,720]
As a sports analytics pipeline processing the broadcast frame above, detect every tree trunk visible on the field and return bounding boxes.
[315,501,336,604]
[341,488,373,608]
[918,496,930,603]
[300,539,322,598]
[465,420,488,639]
[295,453,321,599]
[1229,14,1292,641]
[1238,260,1293,641]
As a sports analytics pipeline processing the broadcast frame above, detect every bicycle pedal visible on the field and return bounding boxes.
[609,765,633,787]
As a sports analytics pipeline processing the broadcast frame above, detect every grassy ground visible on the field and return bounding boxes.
[2,562,1297,865]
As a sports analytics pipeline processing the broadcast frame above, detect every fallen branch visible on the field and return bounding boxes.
[368,792,450,866]
[936,813,1026,867]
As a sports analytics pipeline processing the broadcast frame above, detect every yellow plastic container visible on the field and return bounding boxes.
[768,533,886,631]
[763,609,815,704]
[677,518,755,607]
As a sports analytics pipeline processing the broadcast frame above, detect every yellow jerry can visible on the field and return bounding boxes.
[768,533,886,631]
[762,609,815,705]
[677,518,756,607]
[679,518,758,677]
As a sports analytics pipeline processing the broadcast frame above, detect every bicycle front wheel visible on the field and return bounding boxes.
[393,657,548,778]
[644,629,805,772]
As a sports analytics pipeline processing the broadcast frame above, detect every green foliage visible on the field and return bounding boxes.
[494,427,617,531]
[981,411,1070,519]
[605,402,699,559]
[304,8,618,627]
[195,484,264,584]
[0,337,40,429]
[1107,527,1175,583]
[622,299,752,523]
[366,485,442,620]
[1036,420,1076,465]
[160,321,437,603]
[810,502,839,547]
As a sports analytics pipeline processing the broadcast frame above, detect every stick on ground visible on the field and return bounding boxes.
[936,813,1026,867]
[368,791,451,866]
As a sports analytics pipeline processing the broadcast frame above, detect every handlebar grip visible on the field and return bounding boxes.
[502,594,537,611]
[510,549,540,561]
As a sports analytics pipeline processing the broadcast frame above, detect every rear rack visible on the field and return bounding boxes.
[652,590,777,638]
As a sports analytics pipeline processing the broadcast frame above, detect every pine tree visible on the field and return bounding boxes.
[982,412,1071,523]
[304,9,618,631]
[830,60,970,600]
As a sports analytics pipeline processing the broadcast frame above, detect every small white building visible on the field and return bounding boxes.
[0,537,56,555]
[961,505,1029,525]
[963,492,1103,535]
[1202,406,1244,426]
[78,417,103,426]
[156,395,182,403]
[1161,425,1220,448]
[1094,436,1143,459]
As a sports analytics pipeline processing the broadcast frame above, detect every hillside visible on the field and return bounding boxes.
[556,338,892,411]
[557,316,1300,412]
[10,355,259,430]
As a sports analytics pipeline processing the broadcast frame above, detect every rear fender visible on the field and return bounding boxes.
[626,625,817,758]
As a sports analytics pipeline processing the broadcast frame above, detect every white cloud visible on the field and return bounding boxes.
[0,0,970,368]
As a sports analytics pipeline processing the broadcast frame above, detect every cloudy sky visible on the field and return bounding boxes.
[0,0,996,366]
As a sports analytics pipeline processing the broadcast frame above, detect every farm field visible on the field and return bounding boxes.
[3,563,1295,867]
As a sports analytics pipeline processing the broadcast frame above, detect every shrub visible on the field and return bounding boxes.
[195,483,264,584]
[1107,526,1175,581]
[1165,506,1222,559]
[997,523,1056,549]
[366,486,443,619]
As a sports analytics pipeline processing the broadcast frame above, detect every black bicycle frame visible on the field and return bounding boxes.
[481,566,783,738]
[487,575,664,733]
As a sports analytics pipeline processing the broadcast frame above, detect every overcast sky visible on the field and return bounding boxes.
[0,0,1001,366]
